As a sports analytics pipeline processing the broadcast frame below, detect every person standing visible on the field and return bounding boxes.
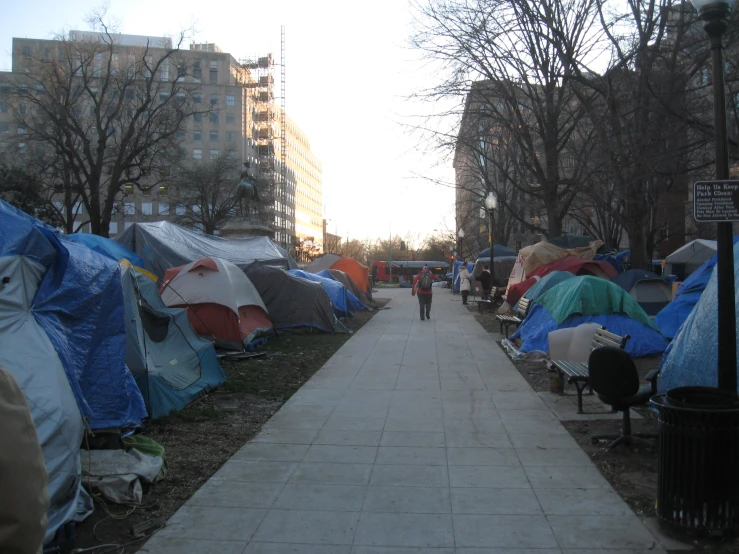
[479,264,492,298]
[456,261,472,305]
[412,264,434,321]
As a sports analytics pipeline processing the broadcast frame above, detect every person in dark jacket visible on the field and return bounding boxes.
[411,265,433,321]
[479,265,493,298]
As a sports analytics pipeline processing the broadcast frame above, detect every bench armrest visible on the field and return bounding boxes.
[645,368,661,394]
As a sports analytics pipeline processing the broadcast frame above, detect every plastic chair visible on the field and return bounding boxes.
[589,346,660,449]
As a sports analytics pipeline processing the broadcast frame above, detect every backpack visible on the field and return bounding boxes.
[419,272,433,290]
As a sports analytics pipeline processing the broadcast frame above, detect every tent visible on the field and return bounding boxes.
[547,234,597,250]
[0,200,149,541]
[663,239,717,280]
[65,232,144,267]
[611,269,671,316]
[452,261,475,293]
[115,221,297,277]
[477,244,517,258]
[290,269,365,316]
[161,257,274,350]
[305,254,370,292]
[245,262,339,332]
[517,271,576,306]
[506,257,617,306]
[659,240,739,394]
[121,263,226,419]
[319,269,377,310]
[511,276,668,357]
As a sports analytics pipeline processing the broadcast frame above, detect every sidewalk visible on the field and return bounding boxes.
[141,287,664,553]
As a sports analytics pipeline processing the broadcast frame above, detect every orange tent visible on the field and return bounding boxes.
[331,257,370,292]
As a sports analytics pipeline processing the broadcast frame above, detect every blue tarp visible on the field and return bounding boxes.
[511,304,668,357]
[289,269,359,317]
[452,261,475,293]
[516,271,576,308]
[478,244,517,258]
[316,270,367,313]
[0,200,147,429]
[655,237,739,340]
[659,239,739,393]
[65,232,144,267]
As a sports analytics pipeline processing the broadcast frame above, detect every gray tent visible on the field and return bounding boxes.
[326,269,377,310]
[0,255,92,543]
[121,264,226,419]
[244,263,339,332]
[115,221,298,277]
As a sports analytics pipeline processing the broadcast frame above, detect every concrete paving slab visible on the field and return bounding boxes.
[141,289,660,552]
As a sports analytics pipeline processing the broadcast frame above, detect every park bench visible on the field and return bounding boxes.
[550,327,630,414]
[495,297,531,338]
[476,286,499,314]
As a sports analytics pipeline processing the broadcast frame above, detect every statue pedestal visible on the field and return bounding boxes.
[221,217,274,239]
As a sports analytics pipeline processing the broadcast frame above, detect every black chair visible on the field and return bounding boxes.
[588,346,660,449]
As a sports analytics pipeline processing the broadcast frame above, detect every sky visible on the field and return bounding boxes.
[0,0,457,244]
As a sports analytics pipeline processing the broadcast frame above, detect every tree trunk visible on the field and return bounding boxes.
[625,220,649,270]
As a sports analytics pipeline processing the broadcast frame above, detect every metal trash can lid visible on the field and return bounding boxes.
[654,386,739,411]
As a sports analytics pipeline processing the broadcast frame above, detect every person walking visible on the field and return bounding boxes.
[412,264,434,321]
[456,261,472,305]
[479,264,492,299]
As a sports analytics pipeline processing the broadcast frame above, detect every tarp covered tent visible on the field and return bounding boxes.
[506,257,617,306]
[659,240,739,393]
[452,261,475,293]
[612,269,671,316]
[663,239,717,280]
[161,257,274,350]
[505,239,605,293]
[0,200,149,541]
[290,269,365,316]
[115,221,297,277]
[517,271,576,306]
[547,233,597,250]
[121,263,225,419]
[305,254,370,292]
[0,201,147,429]
[511,276,668,357]
[65,232,144,267]
[319,269,377,310]
[477,244,517,258]
[245,263,339,332]
[473,256,518,286]
[654,237,739,339]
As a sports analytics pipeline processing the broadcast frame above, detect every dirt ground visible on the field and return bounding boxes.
[73,298,389,554]
[466,297,739,553]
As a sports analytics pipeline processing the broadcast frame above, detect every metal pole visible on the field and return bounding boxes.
[705,8,737,394]
[489,209,495,287]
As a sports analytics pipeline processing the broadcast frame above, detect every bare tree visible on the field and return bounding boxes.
[3,13,208,236]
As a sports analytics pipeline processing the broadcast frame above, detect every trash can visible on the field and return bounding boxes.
[650,386,739,537]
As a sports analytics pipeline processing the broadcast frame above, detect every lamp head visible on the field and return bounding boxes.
[485,191,497,211]
[690,0,732,36]
[458,228,465,238]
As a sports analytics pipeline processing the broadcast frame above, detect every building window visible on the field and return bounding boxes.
[193,130,202,141]
[209,149,219,160]
[141,202,153,215]
[210,94,219,105]
[226,150,236,159]
[193,148,202,160]
[19,103,27,115]
[123,202,136,215]
[159,91,169,102]
[193,59,202,81]
[226,131,235,142]
[159,185,168,196]
[0,102,7,113]
[161,59,169,81]
[193,93,202,104]
[209,60,218,83]
[0,122,8,133]
[226,112,235,124]
[226,95,235,106]
[177,60,186,80]
[176,130,186,141]
[176,204,186,215]
[109,221,118,235]
[209,112,219,124]
[18,143,27,154]
[158,202,170,215]
[194,112,202,122]
[22,46,31,59]
[17,127,26,134]
[209,130,219,141]
[192,204,201,214]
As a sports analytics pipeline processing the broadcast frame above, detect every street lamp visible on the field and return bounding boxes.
[457,227,465,262]
[690,0,736,394]
[485,192,497,287]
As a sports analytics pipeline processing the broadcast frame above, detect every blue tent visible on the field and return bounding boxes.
[659,240,739,394]
[655,236,739,340]
[0,200,148,429]
[452,261,475,293]
[511,276,668,357]
[315,270,367,312]
[478,244,517,259]
[65,232,144,267]
[289,269,358,317]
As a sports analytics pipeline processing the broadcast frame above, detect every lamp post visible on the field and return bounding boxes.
[485,191,497,287]
[457,227,465,263]
[691,0,736,394]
